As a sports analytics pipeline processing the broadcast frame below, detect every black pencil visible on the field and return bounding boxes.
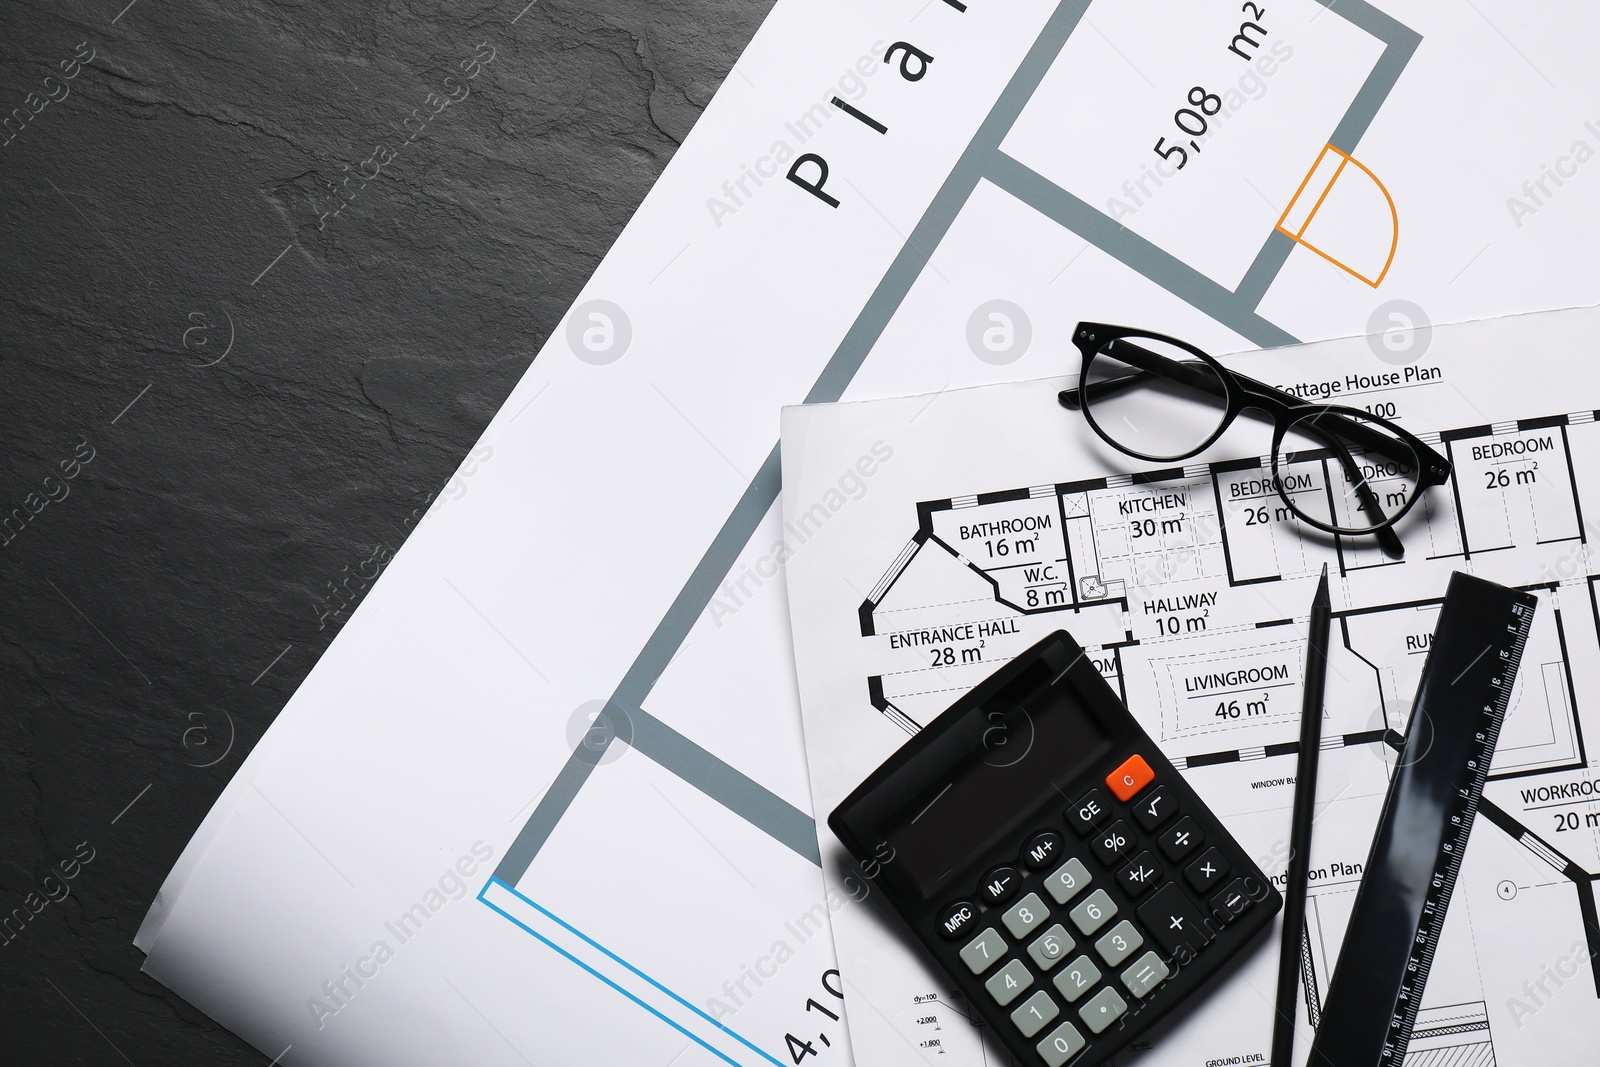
[1270,563,1331,1067]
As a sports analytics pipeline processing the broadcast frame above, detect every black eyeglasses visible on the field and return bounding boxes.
[1059,323,1452,559]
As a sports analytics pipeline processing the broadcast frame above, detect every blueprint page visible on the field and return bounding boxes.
[136,0,1600,1064]
[783,307,1600,1066]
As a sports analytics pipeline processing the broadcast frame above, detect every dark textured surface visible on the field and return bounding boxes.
[0,0,769,1058]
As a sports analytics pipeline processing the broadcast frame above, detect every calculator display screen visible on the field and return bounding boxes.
[884,683,1111,895]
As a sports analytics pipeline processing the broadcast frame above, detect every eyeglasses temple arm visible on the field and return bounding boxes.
[1058,338,1228,409]
[1059,373,1141,409]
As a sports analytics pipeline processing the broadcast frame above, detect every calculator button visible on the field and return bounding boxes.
[1011,989,1060,1038]
[1157,817,1204,862]
[984,958,1035,1006]
[1022,830,1065,871]
[1052,954,1101,1003]
[1067,789,1109,835]
[1210,878,1255,924]
[1120,951,1171,999]
[959,927,1008,974]
[1068,889,1117,935]
[1078,986,1128,1034]
[980,865,1021,906]
[1106,754,1155,801]
[1003,892,1051,939]
[1036,1021,1087,1067]
[1089,820,1136,866]
[1137,884,1213,958]
[1116,851,1163,898]
[1043,858,1093,905]
[1184,848,1231,894]
[1131,785,1176,831]
[1094,920,1144,967]
[1027,924,1075,970]
[937,900,980,941]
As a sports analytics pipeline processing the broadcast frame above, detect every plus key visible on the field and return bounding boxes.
[1136,883,1213,958]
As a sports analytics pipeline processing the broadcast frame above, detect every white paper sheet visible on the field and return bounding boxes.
[781,306,1600,1066]
[138,0,1600,1063]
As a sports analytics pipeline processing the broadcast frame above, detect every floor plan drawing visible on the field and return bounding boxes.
[850,407,1600,1059]
[782,311,1600,1066]
[466,0,1600,1061]
[130,0,1600,1061]
[481,1,1432,1059]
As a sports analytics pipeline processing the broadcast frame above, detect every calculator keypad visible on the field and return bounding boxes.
[931,754,1266,1066]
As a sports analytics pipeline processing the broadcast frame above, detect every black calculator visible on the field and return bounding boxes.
[830,631,1280,1067]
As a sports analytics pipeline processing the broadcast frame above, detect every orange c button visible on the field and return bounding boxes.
[1106,754,1154,802]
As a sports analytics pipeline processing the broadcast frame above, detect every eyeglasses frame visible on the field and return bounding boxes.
[1059,322,1453,555]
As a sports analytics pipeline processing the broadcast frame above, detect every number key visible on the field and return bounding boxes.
[1094,920,1143,967]
[1010,990,1059,1038]
[1037,1021,1087,1067]
[1026,923,1075,970]
[1068,888,1117,935]
[983,958,1034,1006]
[1002,892,1050,939]
[958,927,1007,974]
[1043,858,1092,905]
[1052,954,1101,1003]
[1090,820,1136,865]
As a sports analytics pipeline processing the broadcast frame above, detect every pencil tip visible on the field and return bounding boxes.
[1320,563,1329,579]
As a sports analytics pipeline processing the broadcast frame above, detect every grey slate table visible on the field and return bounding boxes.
[0,0,770,1057]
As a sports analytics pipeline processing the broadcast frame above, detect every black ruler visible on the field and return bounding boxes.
[1306,572,1537,1067]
